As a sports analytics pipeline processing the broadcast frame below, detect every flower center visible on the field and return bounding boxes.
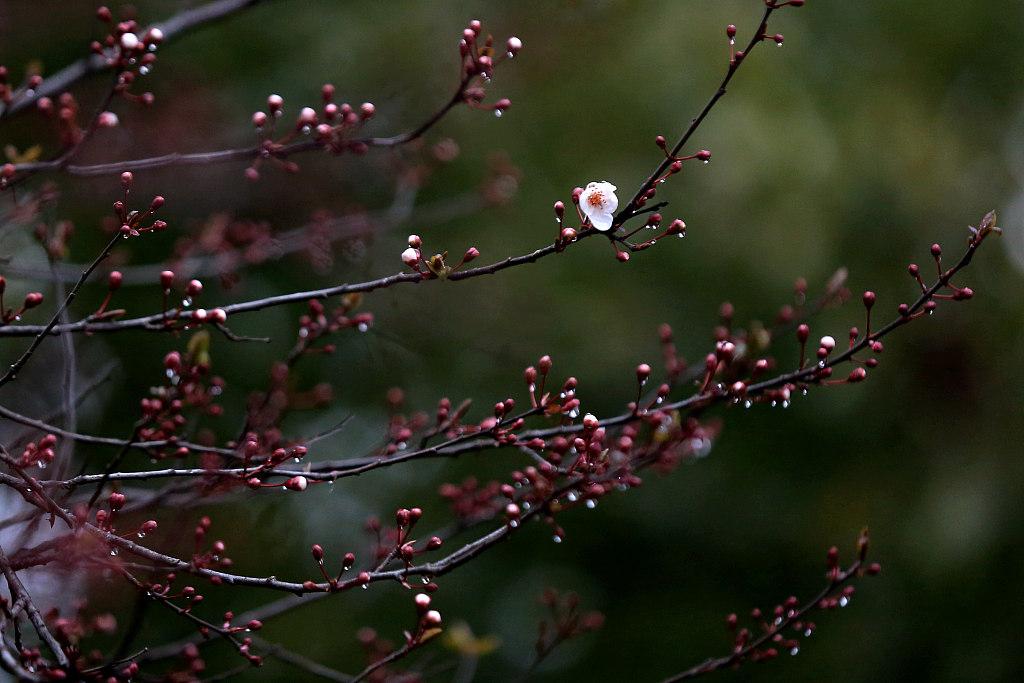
[586,191,605,208]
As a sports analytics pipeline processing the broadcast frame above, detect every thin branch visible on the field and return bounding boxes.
[0,0,266,119]
[660,559,864,682]
[0,230,122,388]
[0,543,70,669]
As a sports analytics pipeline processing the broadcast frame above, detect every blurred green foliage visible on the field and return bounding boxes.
[2,1,1024,680]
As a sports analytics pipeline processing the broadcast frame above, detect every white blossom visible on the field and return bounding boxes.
[579,181,618,231]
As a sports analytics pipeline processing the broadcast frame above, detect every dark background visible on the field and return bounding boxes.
[2,1,1024,681]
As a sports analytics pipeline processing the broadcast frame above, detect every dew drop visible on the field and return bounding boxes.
[139,66,150,75]
[137,532,146,539]
[566,492,578,502]
[804,628,813,637]
[790,646,800,656]
[357,322,369,332]
[110,548,119,556]
[361,584,369,590]
[744,400,753,409]
[782,400,790,409]
[702,159,710,165]
[494,110,503,118]
[301,125,312,135]
[839,596,849,607]
[585,499,597,509]
[509,520,519,528]
[182,297,193,307]
[552,535,562,543]
[36,461,46,469]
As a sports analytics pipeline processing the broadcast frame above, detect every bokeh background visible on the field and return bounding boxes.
[2,1,1024,681]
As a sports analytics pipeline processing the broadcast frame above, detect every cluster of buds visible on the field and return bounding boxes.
[0,276,44,324]
[401,233,481,279]
[91,270,124,320]
[155,271,226,329]
[533,589,605,660]
[239,360,332,441]
[246,88,377,180]
[115,172,167,237]
[311,85,377,154]
[439,477,505,521]
[33,217,75,261]
[296,293,373,354]
[382,388,429,455]
[387,507,443,575]
[91,6,161,105]
[302,543,358,592]
[0,65,42,111]
[136,343,225,455]
[191,516,233,577]
[34,91,90,148]
[90,490,128,534]
[48,607,119,662]
[723,532,876,666]
[16,434,58,470]
[242,440,309,486]
[458,20,519,116]
[406,592,443,645]
[726,1,803,68]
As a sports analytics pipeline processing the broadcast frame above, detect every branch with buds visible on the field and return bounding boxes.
[0,1,1004,681]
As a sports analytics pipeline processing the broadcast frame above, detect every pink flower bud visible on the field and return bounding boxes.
[285,475,308,491]
[120,32,139,51]
[401,247,421,267]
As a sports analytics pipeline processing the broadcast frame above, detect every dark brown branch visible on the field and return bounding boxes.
[0,543,70,669]
[0,230,122,388]
[0,0,266,119]
[615,5,777,225]
[660,559,864,682]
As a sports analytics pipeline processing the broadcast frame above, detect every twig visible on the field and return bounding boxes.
[0,0,267,119]
[660,559,864,682]
[0,543,70,668]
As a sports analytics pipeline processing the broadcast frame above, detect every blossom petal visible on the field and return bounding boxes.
[590,211,614,231]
